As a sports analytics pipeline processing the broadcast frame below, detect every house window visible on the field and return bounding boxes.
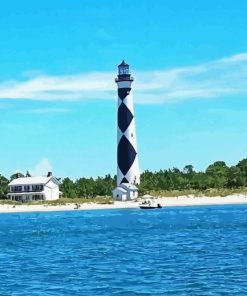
[13,186,22,192]
[32,194,42,201]
[32,185,37,191]
[24,185,30,191]
[32,185,43,191]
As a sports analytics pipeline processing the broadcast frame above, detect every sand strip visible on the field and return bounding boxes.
[0,194,247,213]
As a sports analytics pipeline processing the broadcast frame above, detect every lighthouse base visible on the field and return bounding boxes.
[112,183,138,201]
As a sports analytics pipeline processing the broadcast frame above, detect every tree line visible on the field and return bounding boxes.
[139,159,247,193]
[1,158,247,199]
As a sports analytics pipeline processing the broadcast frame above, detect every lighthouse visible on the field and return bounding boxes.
[112,61,140,201]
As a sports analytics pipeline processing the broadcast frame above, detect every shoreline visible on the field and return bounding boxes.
[0,194,247,214]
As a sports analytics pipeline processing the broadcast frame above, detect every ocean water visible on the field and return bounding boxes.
[0,205,247,295]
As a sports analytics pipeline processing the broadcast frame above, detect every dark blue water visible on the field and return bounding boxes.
[1,205,247,295]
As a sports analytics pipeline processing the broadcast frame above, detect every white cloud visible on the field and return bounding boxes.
[0,73,114,101]
[29,158,52,176]
[217,53,247,63]
[0,52,247,104]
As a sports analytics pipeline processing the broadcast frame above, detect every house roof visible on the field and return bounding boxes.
[9,176,57,186]
[120,183,138,191]
[112,186,128,193]
[118,60,129,67]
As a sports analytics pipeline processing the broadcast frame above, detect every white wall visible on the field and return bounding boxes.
[113,187,138,201]
[44,179,60,200]
[112,188,127,201]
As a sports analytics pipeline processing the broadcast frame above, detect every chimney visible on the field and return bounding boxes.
[47,172,52,177]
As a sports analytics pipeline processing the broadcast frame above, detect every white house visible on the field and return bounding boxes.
[112,183,138,201]
[7,173,61,202]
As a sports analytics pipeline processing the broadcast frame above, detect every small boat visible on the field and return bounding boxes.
[139,204,162,210]
[139,202,162,209]
[139,196,162,209]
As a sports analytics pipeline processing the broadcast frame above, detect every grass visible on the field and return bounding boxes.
[46,196,113,205]
[0,196,114,205]
[144,188,247,198]
[1,189,247,205]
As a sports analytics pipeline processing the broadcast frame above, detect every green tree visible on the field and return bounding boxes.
[10,172,24,181]
[205,161,229,188]
[183,165,194,175]
[0,174,9,199]
[235,158,247,186]
[60,177,77,198]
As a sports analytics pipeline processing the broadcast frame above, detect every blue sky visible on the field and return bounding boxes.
[1,0,247,179]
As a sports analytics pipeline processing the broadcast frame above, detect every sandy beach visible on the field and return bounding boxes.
[0,194,247,213]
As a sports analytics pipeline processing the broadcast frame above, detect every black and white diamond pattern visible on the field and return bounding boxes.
[117,135,137,176]
[118,103,133,133]
[117,87,137,184]
[118,88,131,100]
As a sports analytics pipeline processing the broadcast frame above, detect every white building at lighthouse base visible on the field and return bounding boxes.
[112,183,138,201]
